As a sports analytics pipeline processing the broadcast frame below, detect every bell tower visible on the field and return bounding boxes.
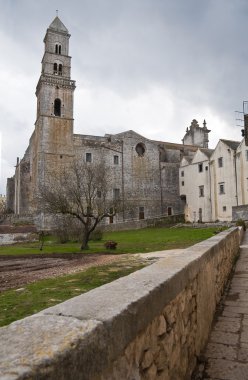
[32,16,76,212]
[35,16,76,151]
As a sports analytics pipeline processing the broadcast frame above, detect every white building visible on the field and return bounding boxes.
[210,140,239,221]
[180,148,213,222]
[180,139,243,222]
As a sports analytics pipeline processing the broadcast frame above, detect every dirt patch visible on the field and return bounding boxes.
[0,253,123,292]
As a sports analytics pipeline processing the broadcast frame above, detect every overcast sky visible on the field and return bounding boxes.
[0,0,247,194]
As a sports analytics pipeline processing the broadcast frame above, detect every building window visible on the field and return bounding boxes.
[55,44,61,54]
[181,181,184,186]
[113,188,120,200]
[246,151,248,161]
[86,153,92,162]
[53,63,58,74]
[54,98,61,116]
[218,157,223,168]
[199,186,204,197]
[219,183,225,194]
[181,171,184,177]
[205,166,208,171]
[198,163,203,172]
[136,143,146,157]
[167,207,173,216]
[58,64,62,75]
[139,207,145,220]
[223,206,227,212]
[114,155,119,165]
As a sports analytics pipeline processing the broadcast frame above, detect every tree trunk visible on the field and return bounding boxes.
[81,229,90,250]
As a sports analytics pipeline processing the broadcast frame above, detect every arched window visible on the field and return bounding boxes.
[53,63,58,74]
[54,98,61,117]
[58,64,62,75]
[55,44,61,54]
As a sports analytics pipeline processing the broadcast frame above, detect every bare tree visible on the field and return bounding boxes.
[39,160,121,249]
[0,198,7,224]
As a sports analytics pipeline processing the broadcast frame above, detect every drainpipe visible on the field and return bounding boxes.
[209,159,212,222]
[121,140,125,221]
[234,151,238,206]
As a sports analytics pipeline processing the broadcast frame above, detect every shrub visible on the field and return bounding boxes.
[104,240,118,249]
[236,219,246,231]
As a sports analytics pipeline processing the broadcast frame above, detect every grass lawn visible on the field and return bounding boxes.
[0,257,146,327]
[0,226,220,256]
[0,226,224,327]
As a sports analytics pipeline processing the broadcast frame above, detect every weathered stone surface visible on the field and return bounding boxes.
[0,226,241,380]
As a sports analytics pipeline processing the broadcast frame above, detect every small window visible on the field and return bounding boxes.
[54,98,61,116]
[223,206,227,212]
[205,166,208,171]
[181,181,184,186]
[181,171,184,177]
[218,157,223,168]
[167,207,173,216]
[86,153,92,162]
[199,186,204,197]
[246,151,248,161]
[113,188,120,200]
[139,206,145,220]
[58,64,62,75]
[136,143,146,157]
[219,183,225,194]
[53,63,58,74]
[59,45,61,54]
[114,155,119,165]
[198,163,203,172]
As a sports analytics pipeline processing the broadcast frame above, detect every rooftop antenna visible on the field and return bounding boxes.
[56,9,59,17]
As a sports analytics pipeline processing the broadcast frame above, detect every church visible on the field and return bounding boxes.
[6,16,209,228]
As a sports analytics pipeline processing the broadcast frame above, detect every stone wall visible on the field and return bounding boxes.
[232,204,248,221]
[0,227,243,380]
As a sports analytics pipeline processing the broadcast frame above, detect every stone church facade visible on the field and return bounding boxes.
[6,17,209,228]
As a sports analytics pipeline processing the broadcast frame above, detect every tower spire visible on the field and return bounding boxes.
[56,9,58,17]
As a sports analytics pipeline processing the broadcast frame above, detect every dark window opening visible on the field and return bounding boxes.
[205,166,208,171]
[198,163,203,172]
[114,155,119,165]
[136,143,146,157]
[58,64,62,75]
[199,186,204,197]
[181,181,184,186]
[54,98,61,117]
[218,157,223,168]
[86,153,92,162]
[55,44,62,54]
[223,206,227,212]
[181,171,184,177]
[219,183,225,194]
[199,208,202,223]
[167,207,173,216]
[53,63,58,74]
[139,207,145,220]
